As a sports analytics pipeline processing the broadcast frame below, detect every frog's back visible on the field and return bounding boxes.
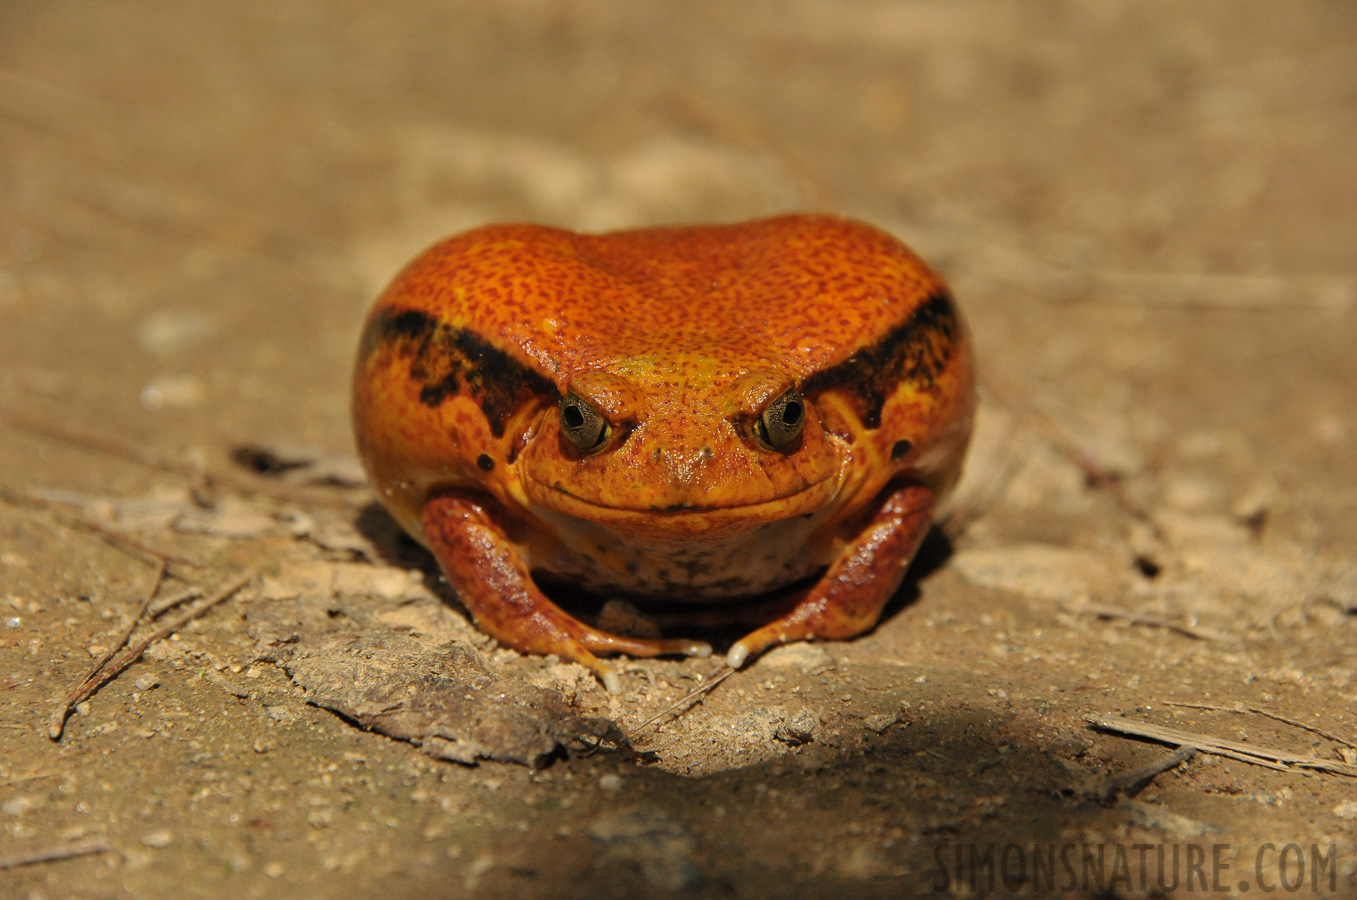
[370,214,953,380]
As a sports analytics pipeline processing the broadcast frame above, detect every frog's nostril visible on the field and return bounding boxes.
[699,445,715,461]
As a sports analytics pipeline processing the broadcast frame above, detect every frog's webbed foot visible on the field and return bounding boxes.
[725,484,935,669]
[421,495,710,694]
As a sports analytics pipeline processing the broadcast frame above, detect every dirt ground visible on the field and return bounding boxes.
[2,2,1356,898]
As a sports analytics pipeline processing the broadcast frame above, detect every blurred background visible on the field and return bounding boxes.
[3,3,1352,491]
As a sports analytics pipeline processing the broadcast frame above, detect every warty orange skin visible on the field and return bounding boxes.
[353,214,975,693]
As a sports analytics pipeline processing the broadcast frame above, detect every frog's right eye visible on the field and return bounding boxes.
[559,394,610,452]
[752,387,805,451]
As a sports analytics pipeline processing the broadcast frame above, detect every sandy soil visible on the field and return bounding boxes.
[2,2,1355,898]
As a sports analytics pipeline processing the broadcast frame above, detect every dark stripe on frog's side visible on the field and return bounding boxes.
[361,307,559,438]
[801,291,958,429]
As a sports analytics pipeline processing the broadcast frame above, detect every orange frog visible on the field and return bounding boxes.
[353,214,975,693]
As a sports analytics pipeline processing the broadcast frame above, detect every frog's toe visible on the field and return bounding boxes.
[663,639,711,658]
[725,624,797,669]
[645,637,712,659]
[597,664,623,696]
[725,643,750,669]
[581,632,711,660]
[562,648,624,694]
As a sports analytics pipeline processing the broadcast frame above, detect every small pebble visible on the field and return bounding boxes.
[264,861,285,878]
[139,374,205,411]
[776,709,820,745]
[137,309,214,356]
[141,829,173,848]
[863,713,898,734]
[598,774,623,791]
[266,705,295,724]
[134,673,159,692]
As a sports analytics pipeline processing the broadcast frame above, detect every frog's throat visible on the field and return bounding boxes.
[524,474,839,526]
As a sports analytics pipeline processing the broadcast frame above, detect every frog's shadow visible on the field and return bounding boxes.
[354,500,954,648]
[354,500,437,569]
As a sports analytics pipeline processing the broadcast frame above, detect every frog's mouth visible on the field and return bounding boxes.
[523,474,840,539]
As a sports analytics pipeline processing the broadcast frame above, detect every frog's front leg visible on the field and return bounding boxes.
[421,494,712,694]
[726,484,935,668]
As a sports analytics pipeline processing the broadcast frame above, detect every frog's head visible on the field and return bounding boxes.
[515,358,844,541]
[353,215,973,545]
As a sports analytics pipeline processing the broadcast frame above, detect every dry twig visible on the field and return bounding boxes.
[1022,409,1162,537]
[0,839,111,870]
[48,567,258,740]
[147,585,204,617]
[1090,746,1196,802]
[0,770,67,789]
[0,406,357,509]
[0,485,200,569]
[50,559,167,739]
[1162,702,1357,751]
[91,559,165,677]
[636,666,735,731]
[0,407,178,470]
[1066,602,1237,643]
[1086,714,1357,778]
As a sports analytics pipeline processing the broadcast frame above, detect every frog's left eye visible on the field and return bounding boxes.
[559,394,610,452]
[752,388,805,451]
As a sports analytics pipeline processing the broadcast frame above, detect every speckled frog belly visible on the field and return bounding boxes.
[522,505,839,599]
